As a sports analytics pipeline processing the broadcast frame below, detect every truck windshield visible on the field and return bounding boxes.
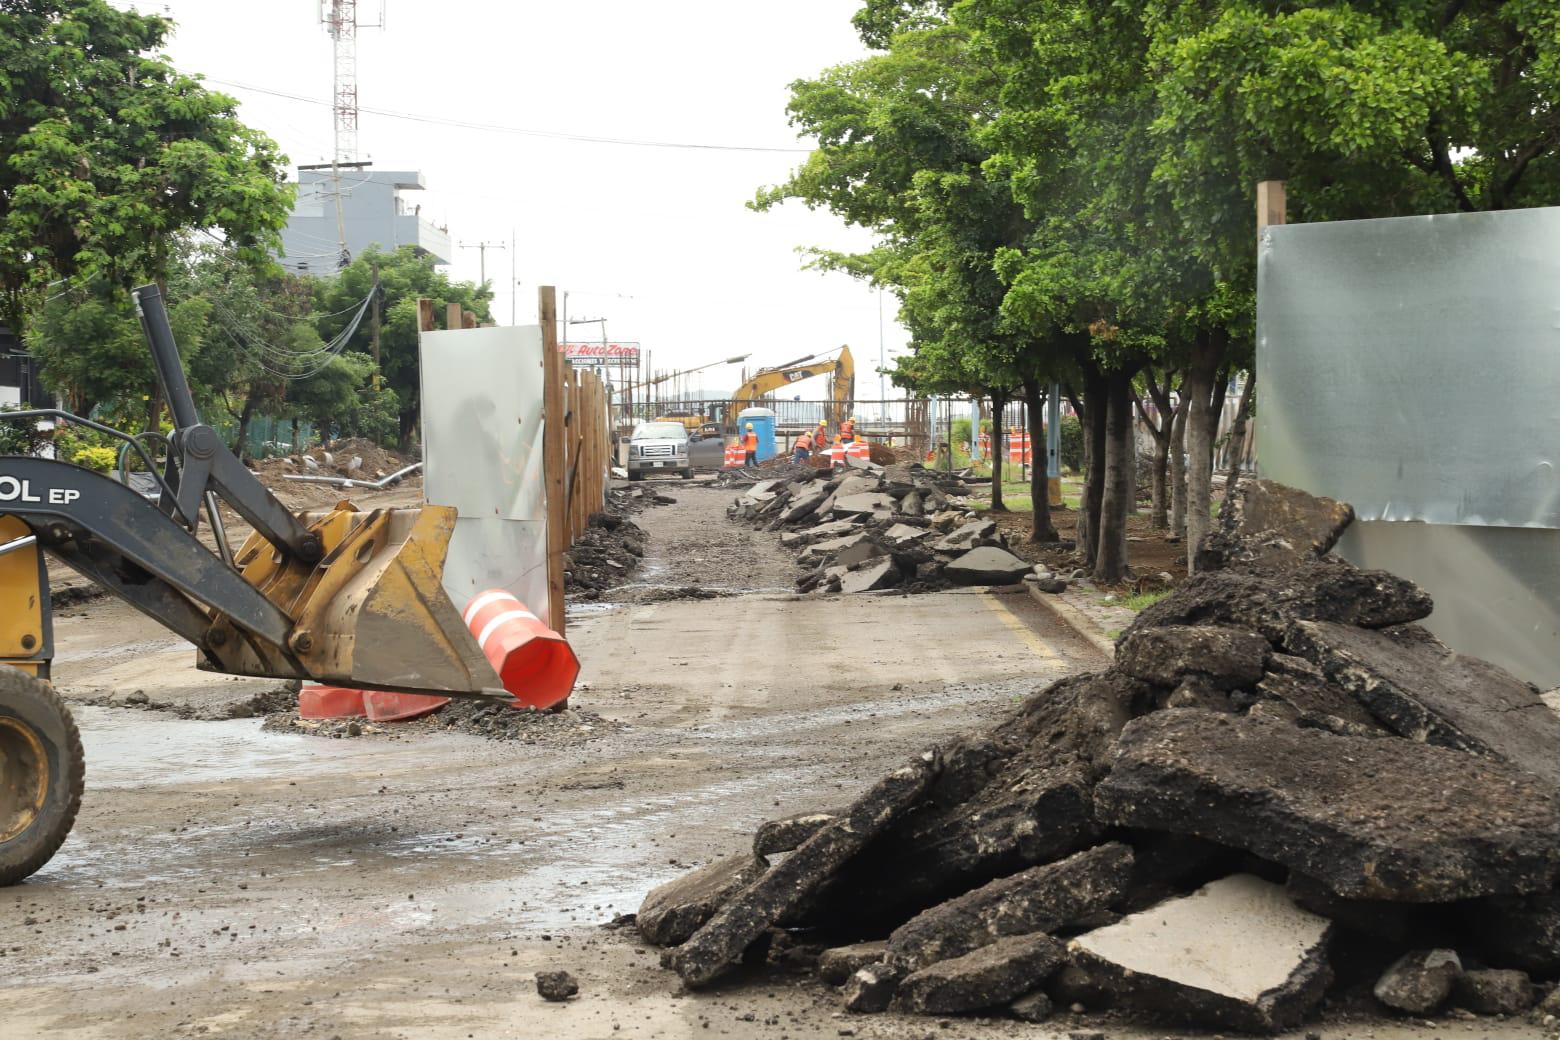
[631,423,687,440]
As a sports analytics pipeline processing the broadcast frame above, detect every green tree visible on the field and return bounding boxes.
[313,246,491,450]
[0,1,292,334]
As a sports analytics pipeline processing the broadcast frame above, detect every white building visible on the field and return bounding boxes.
[278,166,451,274]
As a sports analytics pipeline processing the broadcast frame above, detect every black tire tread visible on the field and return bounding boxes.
[0,666,84,887]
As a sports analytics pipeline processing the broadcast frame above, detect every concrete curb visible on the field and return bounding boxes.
[1025,581,1118,660]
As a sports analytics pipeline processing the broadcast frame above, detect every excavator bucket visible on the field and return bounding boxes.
[216,503,507,698]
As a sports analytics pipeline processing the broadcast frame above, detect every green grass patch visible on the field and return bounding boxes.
[1117,589,1171,613]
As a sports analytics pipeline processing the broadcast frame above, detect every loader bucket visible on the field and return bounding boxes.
[226,504,507,698]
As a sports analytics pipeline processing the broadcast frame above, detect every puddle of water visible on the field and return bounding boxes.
[73,706,394,789]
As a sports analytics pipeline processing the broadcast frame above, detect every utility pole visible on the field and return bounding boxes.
[319,1,383,268]
[369,261,382,367]
[459,241,506,287]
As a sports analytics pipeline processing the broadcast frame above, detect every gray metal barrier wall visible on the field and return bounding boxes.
[1258,206,1560,688]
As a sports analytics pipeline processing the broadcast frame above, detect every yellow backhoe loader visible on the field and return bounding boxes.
[728,346,854,432]
[0,286,508,886]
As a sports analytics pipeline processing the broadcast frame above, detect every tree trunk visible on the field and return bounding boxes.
[1094,370,1133,583]
[1185,329,1227,572]
[1023,377,1057,542]
[1080,369,1108,570]
[1221,369,1256,510]
[1139,372,1174,530]
[398,408,417,454]
[234,390,258,462]
[144,382,163,433]
[291,417,300,453]
[1169,391,1189,537]
[989,392,1008,512]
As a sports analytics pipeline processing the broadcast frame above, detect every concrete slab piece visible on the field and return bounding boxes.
[818,941,888,984]
[840,557,898,594]
[945,547,1032,586]
[1069,874,1332,1033]
[882,523,929,546]
[832,493,896,516]
[637,853,768,947]
[933,518,996,552]
[799,533,868,566]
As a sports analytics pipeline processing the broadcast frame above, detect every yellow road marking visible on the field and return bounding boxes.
[981,590,1059,660]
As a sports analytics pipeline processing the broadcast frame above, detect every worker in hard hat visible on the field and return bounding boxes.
[814,421,828,450]
[840,417,857,444]
[792,429,813,464]
[742,422,759,468]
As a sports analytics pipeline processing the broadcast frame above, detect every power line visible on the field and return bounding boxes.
[206,77,813,154]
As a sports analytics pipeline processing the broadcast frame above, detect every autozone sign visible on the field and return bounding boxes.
[562,342,641,367]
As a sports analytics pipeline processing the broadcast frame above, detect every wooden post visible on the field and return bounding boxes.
[446,302,463,331]
[1257,180,1287,236]
[417,298,435,333]
[540,286,568,639]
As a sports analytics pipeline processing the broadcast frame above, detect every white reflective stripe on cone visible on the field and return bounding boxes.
[463,589,518,626]
[476,608,541,649]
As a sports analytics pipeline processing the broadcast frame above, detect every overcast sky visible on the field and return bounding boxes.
[122,0,908,400]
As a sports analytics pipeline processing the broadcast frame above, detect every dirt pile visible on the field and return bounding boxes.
[724,462,1066,596]
[254,437,414,481]
[564,484,677,598]
[636,479,1560,1032]
[264,699,623,746]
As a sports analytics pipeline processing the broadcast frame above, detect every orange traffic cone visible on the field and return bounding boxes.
[462,590,581,710]
[299,684,366,719]
[362,690,450,722]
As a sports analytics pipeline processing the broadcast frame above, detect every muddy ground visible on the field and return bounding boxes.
[0,482,1537,1039]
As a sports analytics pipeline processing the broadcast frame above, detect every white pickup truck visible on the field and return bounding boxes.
[626,421,693,481]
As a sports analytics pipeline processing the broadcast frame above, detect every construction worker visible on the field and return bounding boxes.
[840,417,857,444]
[814,421,828,451]
[792,429,813,464]
[743,422,759,468]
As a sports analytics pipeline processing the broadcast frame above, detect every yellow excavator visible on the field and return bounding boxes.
[0,286,510,886]
[728,346,854,433]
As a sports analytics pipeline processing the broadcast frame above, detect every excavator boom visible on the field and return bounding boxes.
[729,346,855,429]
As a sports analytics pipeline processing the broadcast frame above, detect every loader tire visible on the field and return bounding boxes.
[0,667,83,886]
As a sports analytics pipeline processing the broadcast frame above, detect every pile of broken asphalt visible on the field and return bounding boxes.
[634,479,1560,1033]
[565,484,675,599]
[725,461,1069,595]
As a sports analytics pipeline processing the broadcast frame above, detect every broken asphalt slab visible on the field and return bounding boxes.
[944,546,1032,586]
[1116,624,1268,689]
[892,932,1065,1014]
[1095,711,1560,901]
[1069,873,1332,1033]
[662,750,939,988]
[637,853,769,947]
[1285,619,1560,789]
[886,843,1132,970]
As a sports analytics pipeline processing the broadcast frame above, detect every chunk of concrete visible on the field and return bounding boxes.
[834,539,888,570]
[799,532,868,566]
[1126,558,1433,644]
[789,519,859,546]
[1373,948,1461,1015]
[1008,989,1054,1022]
[1452,968,1534,1016]
[832,492,896,517]
[932,518,996,552]
[944,546,1032,586]
[900,490,924,516]
[637,854,768,947]
[1196,478,1355,573]
[818,941,888,984]
[1095,711,1560,901]
[888,843,1133,970]
[882,523,929,546]
[1285,620,1560,789]
[840,557,898,594]
[664,751,938,988]
[754,809,840,856]
[1069,874,1332,1033]
[893,933,1065,1015]
[1116,625,1268,690]
[833,473,882,499]
[781,486,830,524]
[842,961,905,1013]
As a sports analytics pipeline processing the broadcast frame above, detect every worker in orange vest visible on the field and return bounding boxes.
[814,421,828,449]
[792,430,813,464]
[839,417,857,444]
[742,423,759,467]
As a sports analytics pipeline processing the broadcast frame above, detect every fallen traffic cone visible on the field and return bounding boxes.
[299,684,366,719]
[362,690,450,722]
[462,589,580,710]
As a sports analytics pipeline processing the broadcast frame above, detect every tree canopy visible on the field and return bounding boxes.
[0,0,291,333]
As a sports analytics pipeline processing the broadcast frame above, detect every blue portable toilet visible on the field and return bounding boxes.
[737,407,777,462]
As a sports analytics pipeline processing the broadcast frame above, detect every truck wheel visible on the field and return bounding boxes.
[0,667,84,886]
[681,469,694,480]
[627,471,643,482]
